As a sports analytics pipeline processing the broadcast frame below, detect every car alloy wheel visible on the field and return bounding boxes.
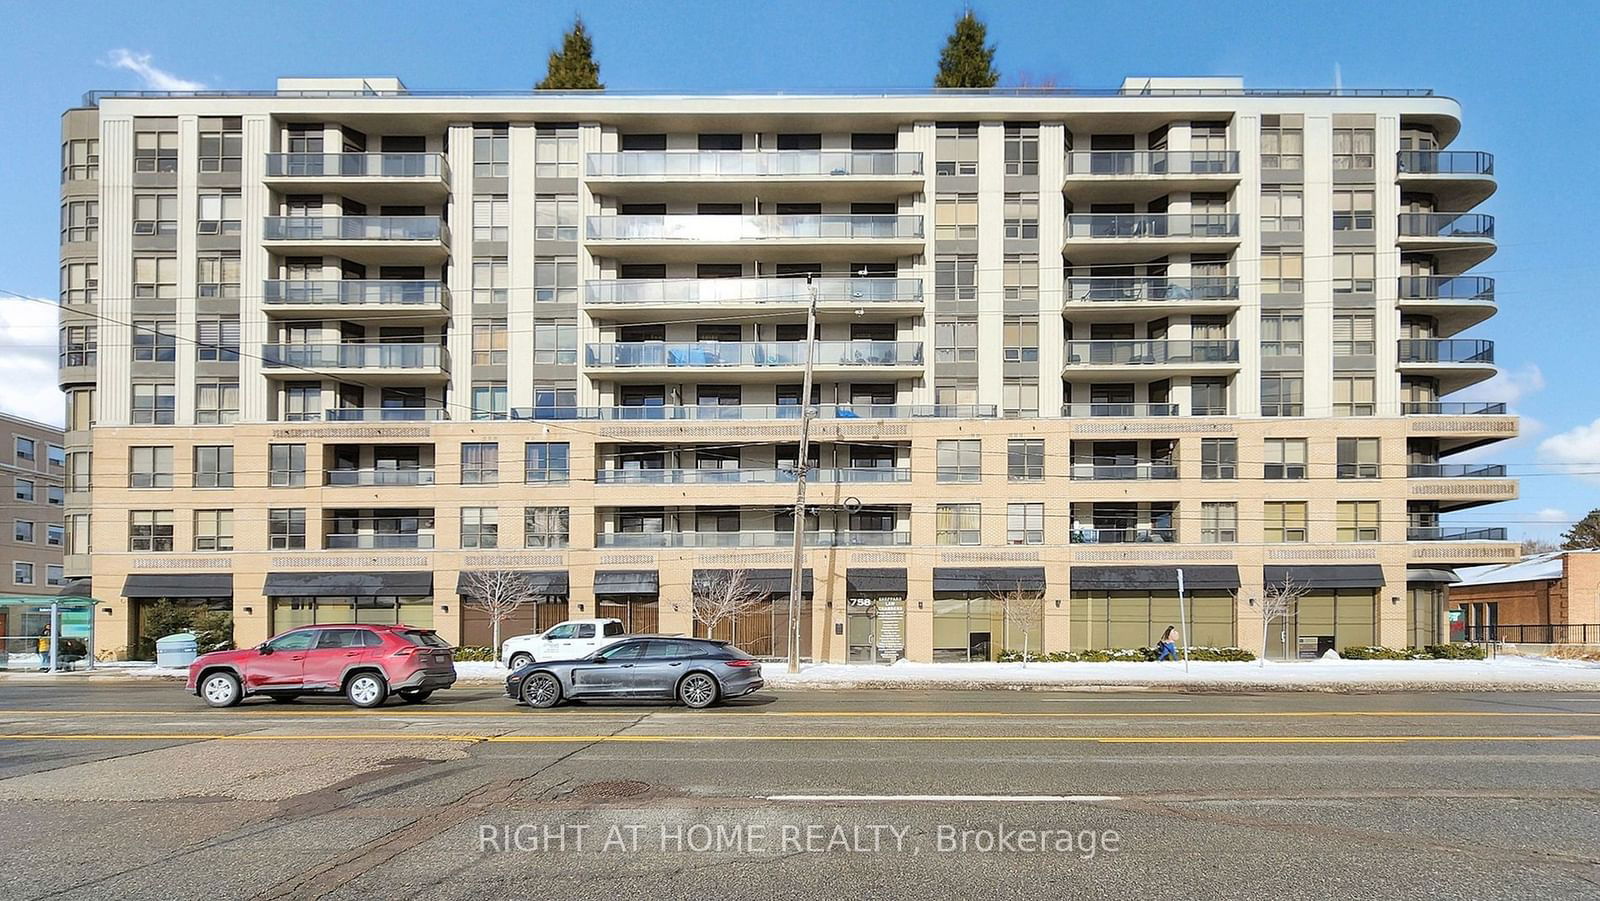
[347,674,386,708]
[679,673,718,709]
[523,673,561,708]
[201,673,240,707]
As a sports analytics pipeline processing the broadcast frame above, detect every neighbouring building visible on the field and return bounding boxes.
[57,74,1518,662]
[1450,551,1600,643]
[0,413,68,662]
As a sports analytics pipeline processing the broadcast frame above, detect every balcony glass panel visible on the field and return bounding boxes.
[1065,150,1240,175]
[1407,463,1507,478]
[263,280,447,306]
[325,468,437,487]
[1069,528,1178,544]
[1400,401,1506,415]
[1397,339,1494,364]
[261,343,447,369]
[1397,213,1495,239]
[1063,340,1240,365]
[584,341,923,368]
[512,404,995,421]
[1397,276,1495,302]
[1060,403,1182,417]
[265,152,449,179]
[263,216,448,242]
[594,530,911,548]
[1069,461,1180,480]
[1064,214,1240,239]
[1065,276,1238,303]
[585,277,921,305]
[1396,151,1494,176]
[324,408,449,422]
[585,214,923,241]
[1407,526,1507,541]
[586,151,922,177]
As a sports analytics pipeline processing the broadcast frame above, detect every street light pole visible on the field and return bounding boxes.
[786,275,819,674]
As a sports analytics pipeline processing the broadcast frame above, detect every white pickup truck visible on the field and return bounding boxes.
[500,618,627,669]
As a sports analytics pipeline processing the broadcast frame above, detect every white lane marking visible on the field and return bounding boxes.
[766,794,1122,803]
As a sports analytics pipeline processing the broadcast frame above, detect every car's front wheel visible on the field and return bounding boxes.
[200,671,242,708]
[678,673,720,709]
[345,672,389,708]
[521,673,562,709]
[507,652,533,670]
[397,689,433,703]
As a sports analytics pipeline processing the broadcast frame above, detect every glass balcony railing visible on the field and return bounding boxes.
[1400,401,1507,415]
[261,343,448,369]
[1398,276,1495,303]
[1065,213,1239,239]
[1397,213,1495,239]
[263,216,448,242]
[596,530,911,548]
[1063,340,1240,365]
[1397,339,1495,364]
[324,533,436,550]
[1407,526,1508,541]
[1065,150,1240,176]
[263,280,449,306]
[1396,150,1494,176]
[1065,276,1239,303]
[587,151,922,178]
[585,341,923,368]
[585,277,921,305]
[1061,403,1182,417]
[325,468,437,487]
[1407,463,1508,478]
[594,467,911,485]
[585,214,923,242]
[1070,528,1178,544]
[1070,462,1179,480]
[511,404,995,421]
[265,152,450,180]
[324,407,450,422]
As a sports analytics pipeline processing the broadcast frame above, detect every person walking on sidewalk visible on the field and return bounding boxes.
[1155,625,1179,661]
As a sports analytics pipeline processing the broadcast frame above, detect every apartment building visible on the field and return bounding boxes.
[0,413,67,595]
[58,74,1518,661]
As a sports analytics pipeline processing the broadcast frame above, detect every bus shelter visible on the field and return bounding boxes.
[0,582,97,672]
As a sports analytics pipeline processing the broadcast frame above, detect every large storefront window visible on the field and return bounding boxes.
[696,601,812,660]
[271,595,433,633]
[933,594,1043,662]
[1271,589,1375,657]
[1070,591,1235,651]
[597,597,659,634]
[461,596,570,647]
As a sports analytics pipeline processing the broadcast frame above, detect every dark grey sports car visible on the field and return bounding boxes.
[504,635,764,709]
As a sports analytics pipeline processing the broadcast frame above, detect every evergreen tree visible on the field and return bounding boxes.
[934,9,999,88]
[537,17,604,90]
[1560,509,1600,550]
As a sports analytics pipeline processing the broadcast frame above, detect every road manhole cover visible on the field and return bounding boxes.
[566,780,652,802]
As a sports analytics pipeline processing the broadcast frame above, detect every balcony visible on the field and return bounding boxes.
[584,341,924,379]
[1062,213,1239,262]
[1397,339,1496,393]
[262,216,450,263]
[1062,340,1240,376]
[585,151,922,201]
[1064,276,1239,312]
[1062,151,1240,197]
[324,407,450,422]
[511,404,996,421]
[262,280,449,318]
[1061,403,1182,418]
[595,530,911,548]
[1407,526,1508,542]
[584,277,922,318]
[324,532,436,550]
[1396,151,1496,208]
[595,467,911,486]
[261,343,449,382]
[1408,463,1507,478]
[325,468,437,487]
[1397,275,1495,334]
[263,153,450,200]
[1397,213,1496,269]
[1069,528,1178,544]
[1401,401,1507,416]
[583,214,924,261]
[1070,461,1179,481]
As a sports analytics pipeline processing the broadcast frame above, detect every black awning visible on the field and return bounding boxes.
[933,567,1046,593]
[57,578,92,599]
[1264,565,1386,590]
[693,569,812,595]
[1071,565,1240,591]
[1406,568,1461,584]
[593,570,658,596]
[121,573,233,599]
[847,568,907,593]
[455,570,569,595]
[262,571,433,597]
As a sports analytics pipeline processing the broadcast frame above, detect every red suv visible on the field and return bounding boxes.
[186,624,457,708]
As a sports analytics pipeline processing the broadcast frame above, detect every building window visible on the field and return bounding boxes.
[1007,503,1044,545]
[129,446,173,489]
[1201,439,1237,479]
[1008,439,1044,481]
[935,193,977,242]
[193,509,234,551]
[1003,316,1039,363]
[1332,189,1376,231]
[1003,253,1038,302]
[46,564,63,587]
[269,508,306,550]
[935,318,978,363]
[937,503,982,545]
[934,123,978,176]
[1264,438,1308,480]
[59,326,97,368]
[1332,312,1376,355]
[1004,123,1039,175]
[67,513,91,555]
[131,384,176,425]
[66,388,94,431]
[46,524,64,547]
[133,257,178,299]
[13,563,33,586]
[472,319,509,366]
[937,439,982,483]
[197,252,241,299]
[1260,116,1303,169]
[1333,254,1377,295]
[1260,247,1303,293]
[197,118,242,173]
[533,383,576,414]
[473,257,509,305]
[1261,374,1304,417]
[535,124,579,178]
[533,319,578,365]
[460,507,499,549]
[195,381,240,425]
[935,379,977,407]
[15,437,34,464]
[197,317,241,363]
[935,254,977,301]
[60,262,98,305]
[472,383,508,421]
[132,193,177,235]
[1259,186,1303,232]
[66,452,91,492]
[269,444,306,487]
[1003,193,1039,240]
[1201,502,1238,543]
[1333,128,1375,169]
[534,255,577,303]
[197,192,242,235]
[1337,437,1381,479]
[61,200,98,243]
[473,125,510,177]
[460,443,499,484]
[1337,501,1380,542]
[14,520,34,543]
[13,479,32,502]
[133,130,178,172]
[195,446,234,488]
[524,506,570,548]
[524,442,570,484]
[1264,502,1308,543]
[1333,376,1376,417]
[129,510,175,552]
[62,138,99,181]
[1260,313,1303,356]
[472,194,509,242]
[535,194,578,241]
[46,485,63,506]
[1002,379,1039,419]
[132,320,177,363]
[46,444,64,467]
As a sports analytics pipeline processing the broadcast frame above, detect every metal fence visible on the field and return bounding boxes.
[1460,624,1600,644]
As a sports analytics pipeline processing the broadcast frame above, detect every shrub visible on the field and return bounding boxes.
[451,645,497,662]
[995,646,1255,663]
[136,600,234,658]
[1342,644,1487,660]
[1423,643,1487,660]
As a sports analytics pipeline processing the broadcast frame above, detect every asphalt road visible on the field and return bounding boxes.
[2,683,1599,900]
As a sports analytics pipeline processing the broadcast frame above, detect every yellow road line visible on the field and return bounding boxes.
[3,709,1600,720]
[3,732,1600,745]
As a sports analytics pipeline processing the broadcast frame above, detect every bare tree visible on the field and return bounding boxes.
[1521,536,1559,555]
[1238,575,1311,667]
[1010,71,1062,89]
[994,586,1046,665]
[692,569,769,650]
[461,570,535,658]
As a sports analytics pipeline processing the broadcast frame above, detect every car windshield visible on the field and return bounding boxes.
[400,630,450,648]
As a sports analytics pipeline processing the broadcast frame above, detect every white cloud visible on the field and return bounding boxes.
[103,49,205,91]
[0,298,64,427]
[1456,362,1545,408]
[1538,417,1600,485]
[1534,507,1572,523]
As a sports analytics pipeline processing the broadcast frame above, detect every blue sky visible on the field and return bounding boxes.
[0,0,1595,541]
